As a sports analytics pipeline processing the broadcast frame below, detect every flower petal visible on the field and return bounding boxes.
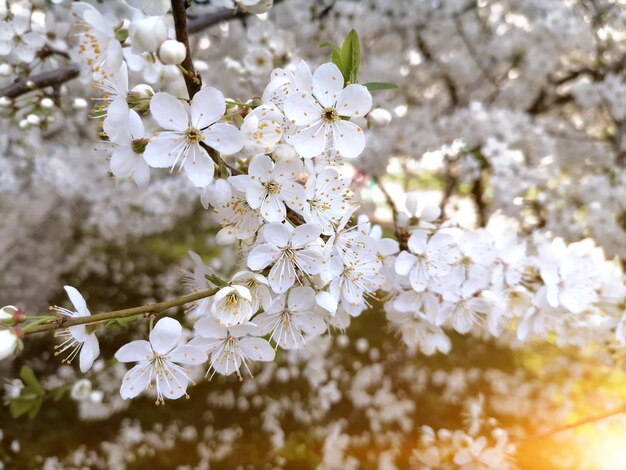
[150,92,189,131]
[248,243,281,271]
[79,334,100,373]
[115,340,153,363]
[312,63,344,108]
[191,86,225,129]
[332,120,365,159]
[149,317,182,354]
[239,336,275,361]
[64,286,89,316]
[336,84,372,118]
[120,362,152,399]
[168,345,207,365]
[203,123,244,155]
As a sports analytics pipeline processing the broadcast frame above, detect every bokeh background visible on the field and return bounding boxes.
[2,0,626,468]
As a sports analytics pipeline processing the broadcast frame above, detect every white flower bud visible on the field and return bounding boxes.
[0,305,16,320]
[201,179,232,209]
[128,16,168,54]
[158,39,187,65]
[368,108,392,128]
[0,329,18,361]
[73,98,88,109]
[70,378,92,401]
[40,97,54,109]
[0,96,10,107]
[18,119,28,129]
[26,114,41,126]
[243,0,273,14]
[0,63,12,76]
[273,143,298,161]
[130,84,154,99]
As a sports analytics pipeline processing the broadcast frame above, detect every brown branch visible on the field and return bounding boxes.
[373,176,408,250]
[512,404,626,442]
[172,0,202,99]
[24,288,218,335]
[0,64,80,99]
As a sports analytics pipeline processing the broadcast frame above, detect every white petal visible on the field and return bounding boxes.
[150,92,189,131]
[191,87,225,129]
[203,123,244,155]
[157,364,190,399]
[292,223,322,248]
[110,147,136,178]
[288,286,316,311]
[238,336,275,361]
[248,154,274,179]
[332,120,365,159]
[248,243,281,270]
[395,251,417,276]
[268,256,296,293]
[312,63,344,108]
[262,223,291,247]
[64,286,89,316]
[149,317,182,354]
[336,84,372,118]
[284,91,322,126]
[168,345,208,365]
[260,193,287,222]
[79,334,100,373]
[290,121,326,159]
[408,230,428,254]
[143,135,183,168]
[120,363,152,399]
[115,340,153,363]
[184,145,215,187]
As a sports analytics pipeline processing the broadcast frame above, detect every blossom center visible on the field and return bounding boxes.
[184,127,204,145]
[321,107,339,123]
[264,180,282,194]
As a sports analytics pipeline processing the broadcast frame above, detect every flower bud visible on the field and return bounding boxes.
[0,96,11,107]
[201,179,232,209]
[0,63,12,76]
[130,84,154,99]
[0,305,25,324]
[73,98,88,109]
[158,39,187,65]
[367,108,392,128]
[0,329,18,361]
[244,0,273,14]
[71,378,92,401]
[128,16,168,54]
[26,114,41,126]
[40,97,54,109]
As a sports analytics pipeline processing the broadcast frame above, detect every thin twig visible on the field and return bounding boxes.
[24,288,218,335]
[0,64,80,99]
[512,404,626,442]
[373,176,408,250]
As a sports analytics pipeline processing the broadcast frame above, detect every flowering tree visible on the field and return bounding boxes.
[1,0,626,468]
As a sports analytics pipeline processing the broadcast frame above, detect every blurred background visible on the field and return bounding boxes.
[1,0,626,468]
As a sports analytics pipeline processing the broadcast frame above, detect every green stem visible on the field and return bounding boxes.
[23,288,218,335]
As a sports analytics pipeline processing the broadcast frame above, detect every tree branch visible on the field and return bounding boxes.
[0,64,80,99]
[513,404,626,442]
[23,288,217,335]
[172,0,203,98]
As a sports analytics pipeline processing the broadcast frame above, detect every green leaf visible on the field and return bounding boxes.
[19,366,42,395]
[364,82,399,91]
[10,397,34,418]
[28,396,43,419]
[341,29,360,84]
[320,41,343,73]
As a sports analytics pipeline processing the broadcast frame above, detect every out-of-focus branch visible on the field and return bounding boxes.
[513,404,626,443]
[0,4,267,100]
[0,63,80,99]
[373,177,408,250]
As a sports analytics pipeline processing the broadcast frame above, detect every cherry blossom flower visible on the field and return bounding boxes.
[144,87,244,187]
[211,285,254,327]
[0,10,46,63]
[212,189,262,243]
[115,317,207,403]
[284,62,372,159]
[247,223,324,293]
[230,154,305,223]
[303,168,352,235]
[395,231,461,292]
[190,317,274,379]
[53,286,100,373]
[254,286,327,349]
[108,109,150,188]
[230,271,272,313]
